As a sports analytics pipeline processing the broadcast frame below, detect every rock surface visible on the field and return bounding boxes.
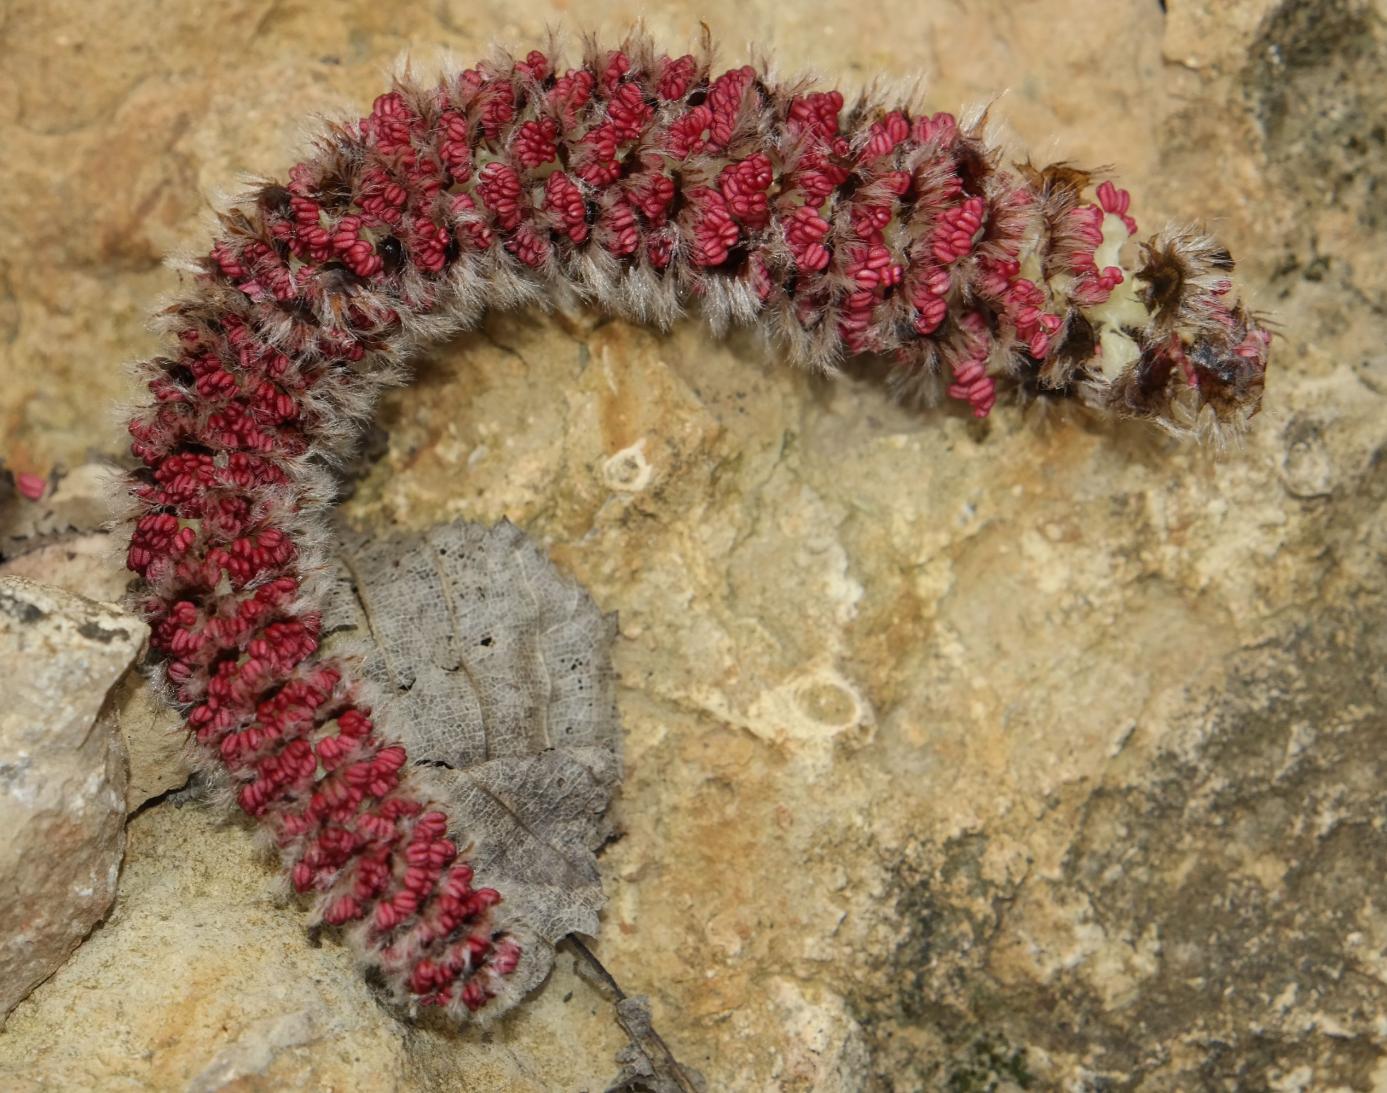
[0,804,630,1092]
[2,1,1385,1089]
[0,467,194,813]
[109,671,192,813]
[0,577,137,1020]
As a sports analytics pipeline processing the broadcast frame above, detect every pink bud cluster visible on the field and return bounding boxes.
[125,34,1270,1020]
[16,471,47,501]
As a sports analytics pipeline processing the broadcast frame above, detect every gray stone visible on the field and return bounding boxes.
[0,576,138,1020]
[0,525,193,814]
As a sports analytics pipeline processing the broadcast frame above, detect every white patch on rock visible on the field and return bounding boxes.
[603,439,653,492]
[766,978,870,1093]
[744,663,875,765]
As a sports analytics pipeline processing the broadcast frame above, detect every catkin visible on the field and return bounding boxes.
[123,32,1270,1019]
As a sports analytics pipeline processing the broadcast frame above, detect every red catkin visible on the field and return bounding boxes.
[124,33,1270,1021]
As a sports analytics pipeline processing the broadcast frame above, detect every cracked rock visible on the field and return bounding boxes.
[0,576,139,1020]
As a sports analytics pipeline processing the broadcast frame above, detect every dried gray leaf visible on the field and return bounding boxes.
[322,518,622,988]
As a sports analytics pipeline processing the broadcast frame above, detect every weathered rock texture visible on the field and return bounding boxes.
[0,804,630,1092]
[0,577,137,1020]
[1,1,1385,1089]
[0,468,193,813]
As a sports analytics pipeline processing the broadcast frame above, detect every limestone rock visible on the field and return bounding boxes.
[0,531,193,813]
[0,576,138,1019]
[110,671,191,813]
[2,1,1385,1088]
[0,532,128,607]
[0,804,628,1091]
[766,979,871,1093]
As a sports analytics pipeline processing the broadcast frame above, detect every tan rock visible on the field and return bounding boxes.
[0,533,128,606]
[0,803,628,1091]
[2,1,1385,1088]
[0,529,194,813]
[767,978,870,1093]
[110,672,191,813]
[0,577,137,1020]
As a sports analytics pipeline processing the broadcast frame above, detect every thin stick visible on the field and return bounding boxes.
[565,935,700,1093]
